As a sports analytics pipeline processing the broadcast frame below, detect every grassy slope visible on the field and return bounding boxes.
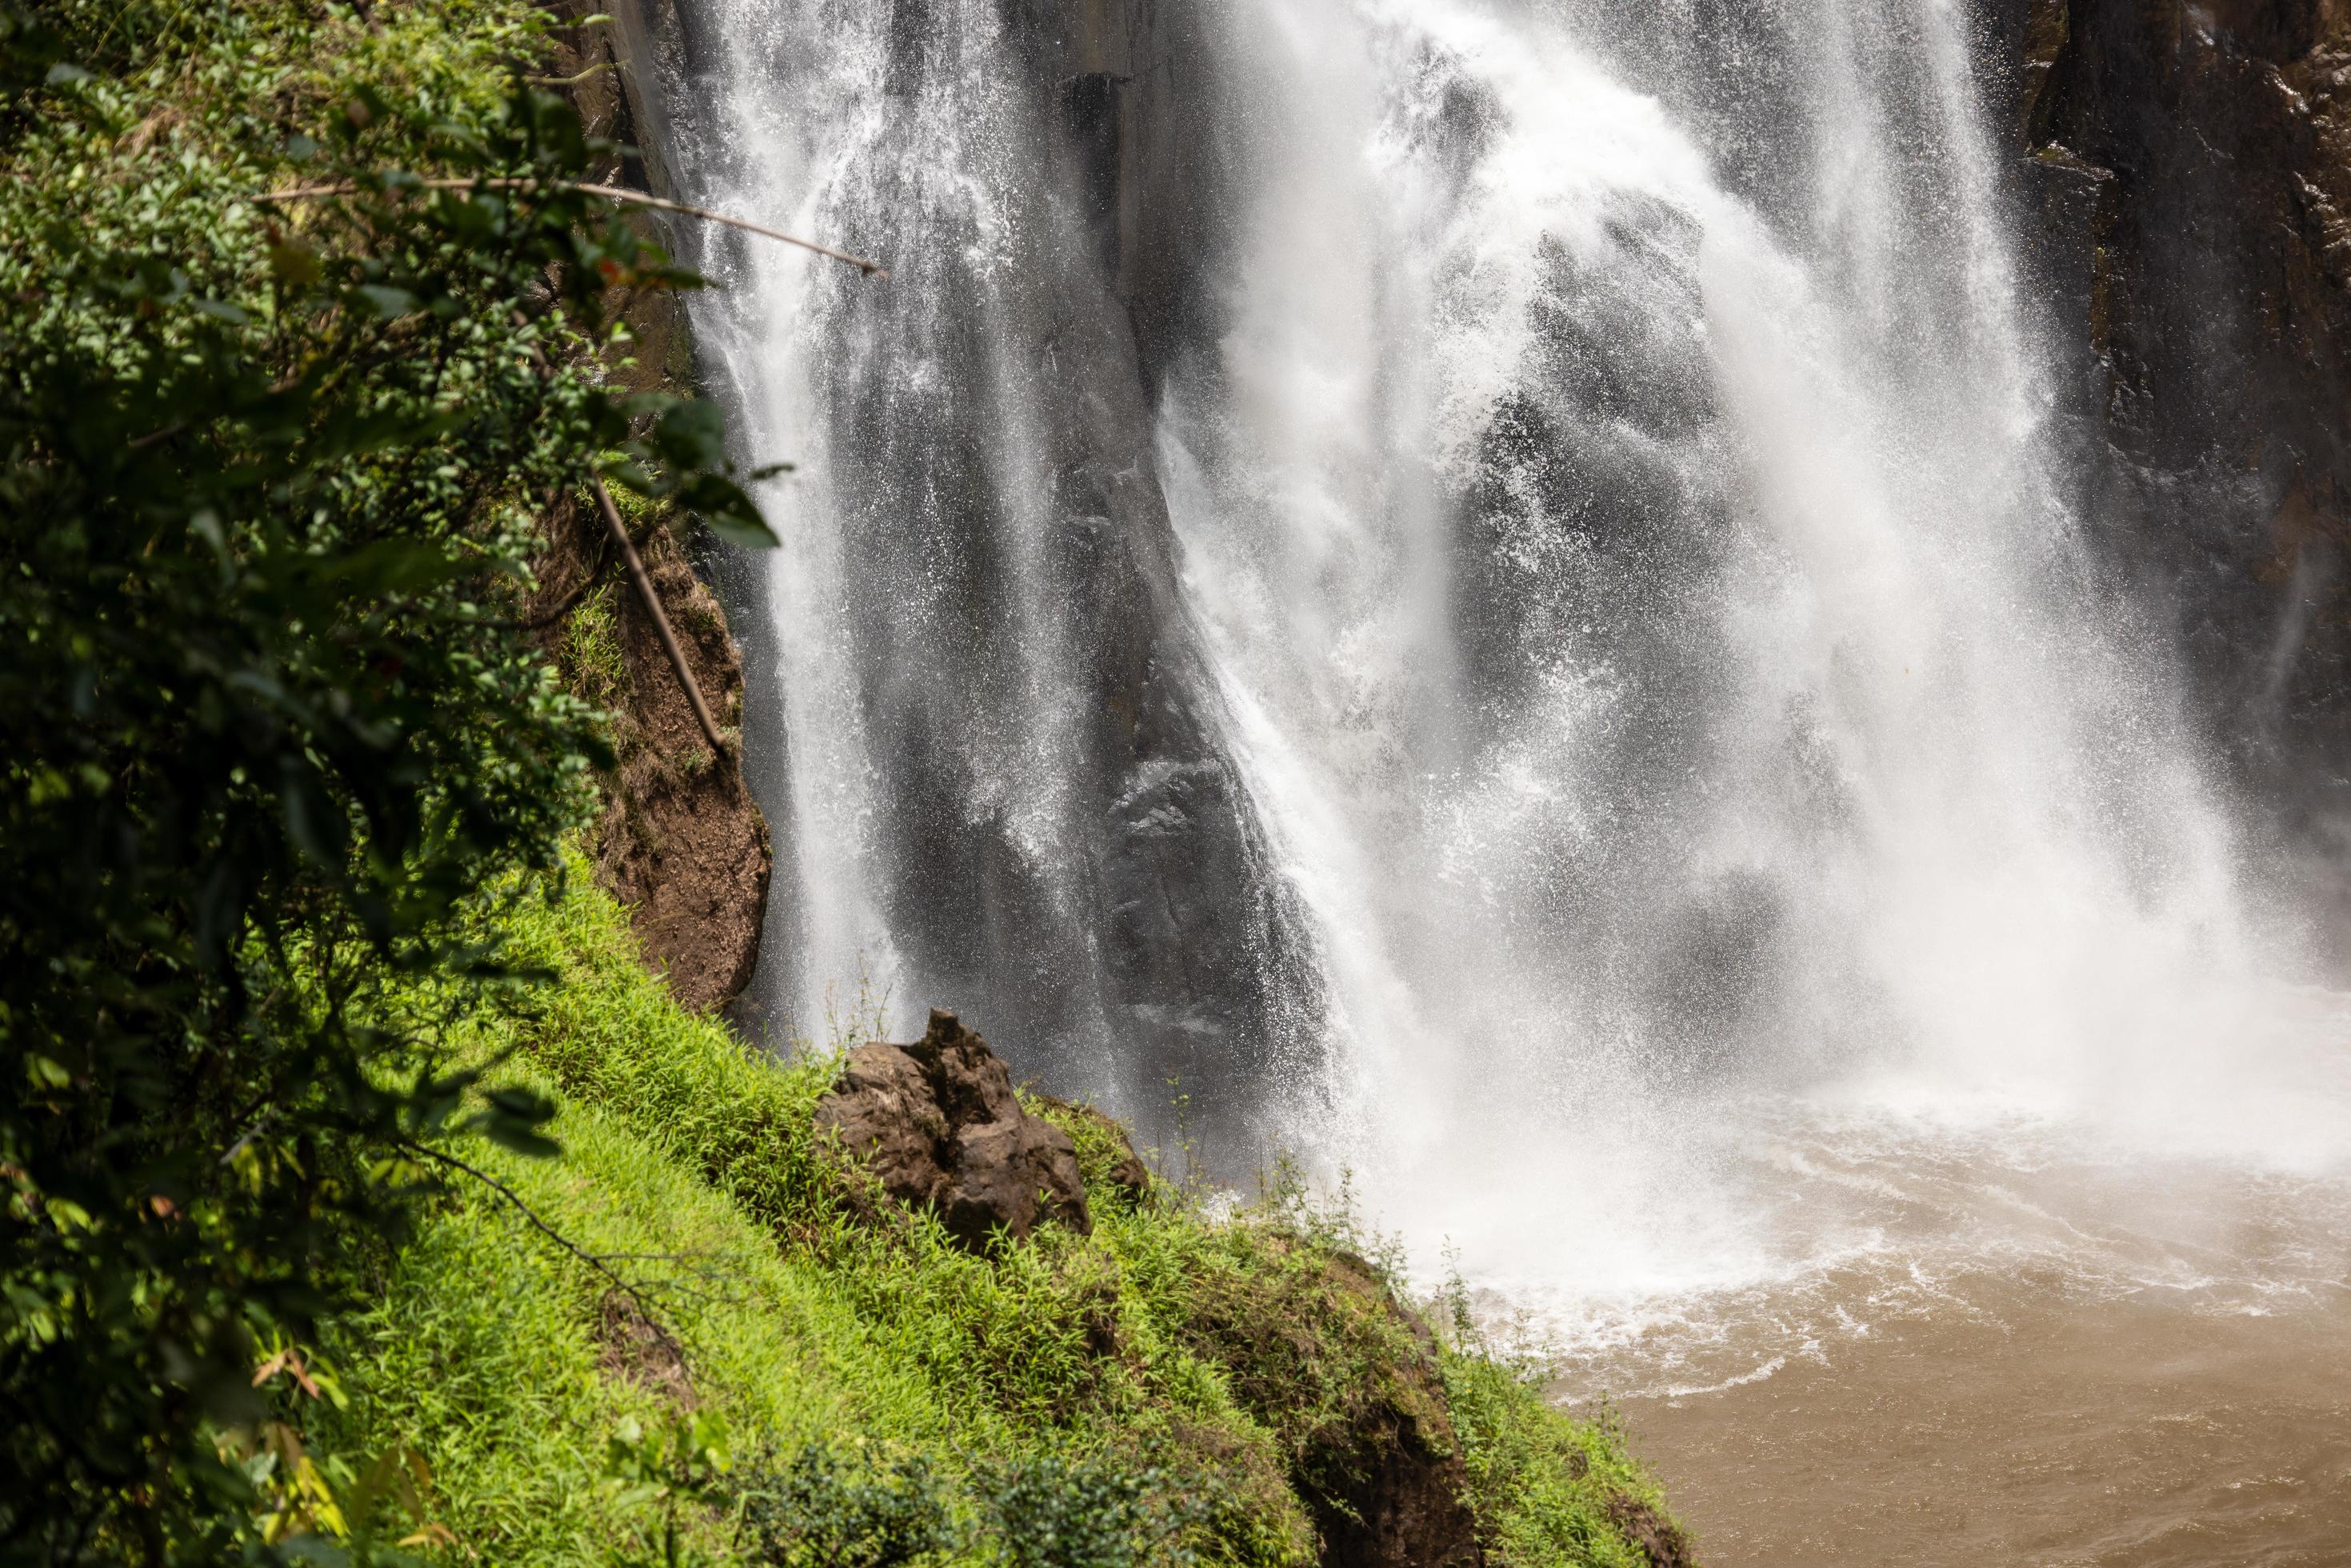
[314,873,1683,1566]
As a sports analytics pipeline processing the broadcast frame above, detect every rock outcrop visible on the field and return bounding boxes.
[1278,1252,1485,1568]
[814,1010,1092,1250]
[586,517,771,1014]
[1980,0,2351,949]
[1222,1250,1476,1568]
[531,3,774,1014]
[1030,1092,1154,1207]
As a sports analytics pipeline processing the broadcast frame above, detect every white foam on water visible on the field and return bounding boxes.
[1156,0,2351,1319]
[672,0,2351,1342]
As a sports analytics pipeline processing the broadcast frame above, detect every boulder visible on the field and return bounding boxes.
[814,1010,1091,1250]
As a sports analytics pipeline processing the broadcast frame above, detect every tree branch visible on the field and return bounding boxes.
[525,62,617,88]
[594,477,729,760]
[397,1138,692,1379]
[498,313,734,767]
[253,178,889,277]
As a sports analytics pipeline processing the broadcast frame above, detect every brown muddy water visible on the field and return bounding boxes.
[1538,1106,2351,1566]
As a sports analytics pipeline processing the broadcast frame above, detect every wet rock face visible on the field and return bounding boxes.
[814,1010,1091,1250]
[1979,0,2351,943]
[634,0,1321,1134]
[1301,1255,1485,1568]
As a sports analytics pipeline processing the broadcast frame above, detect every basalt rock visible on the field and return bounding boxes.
[1977,0,2351,951]
[1300,1254,1484,1568]
[814,1010,1091,1250]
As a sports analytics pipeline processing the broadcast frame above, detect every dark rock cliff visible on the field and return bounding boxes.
[1046,0,2351,973]
[1976,0,2351,954]
[629,0,1325,1129]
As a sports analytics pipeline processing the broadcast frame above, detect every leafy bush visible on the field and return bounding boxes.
[0,2,769,1558]
[740,1443,954,1568]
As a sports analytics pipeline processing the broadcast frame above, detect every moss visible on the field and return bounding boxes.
[311,866,1689,1566]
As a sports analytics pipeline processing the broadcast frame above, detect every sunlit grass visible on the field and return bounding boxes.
[318,875,1686,1566]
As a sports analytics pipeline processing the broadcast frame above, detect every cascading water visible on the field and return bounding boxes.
[1150,0,2328,1273]
[652,0,2351,1552]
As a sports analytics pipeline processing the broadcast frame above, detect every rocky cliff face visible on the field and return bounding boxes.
[622,0,1326,1123]
[537,4,774,1014]
[1978,0,2351,951]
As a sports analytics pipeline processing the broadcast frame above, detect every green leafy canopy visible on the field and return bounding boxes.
[0,2,774,1559]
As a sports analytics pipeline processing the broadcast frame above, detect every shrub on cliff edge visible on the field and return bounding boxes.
[0,2,769,1556]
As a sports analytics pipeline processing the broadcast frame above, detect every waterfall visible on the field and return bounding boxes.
[657,0,2347,1300]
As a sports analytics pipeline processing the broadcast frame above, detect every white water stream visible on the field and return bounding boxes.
[1146,0,2346,1302]
[662,2,2351,1546]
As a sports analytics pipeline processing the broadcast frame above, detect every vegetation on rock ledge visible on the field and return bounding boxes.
[320,867,1689,1567]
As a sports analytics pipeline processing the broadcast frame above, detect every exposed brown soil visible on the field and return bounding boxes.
[527,490,772,1014]
[526,3,773,1014]
[594,1290,697,1408]
[590,519,770,1014]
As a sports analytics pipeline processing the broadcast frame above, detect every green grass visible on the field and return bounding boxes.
[306,869,1688,1566]
[560,581,630,710]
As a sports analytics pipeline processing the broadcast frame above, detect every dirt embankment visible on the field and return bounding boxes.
[530,3,771,1014]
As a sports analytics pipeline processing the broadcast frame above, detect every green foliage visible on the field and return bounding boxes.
[740,1444,954,1568]
[0,2,770,1558]
[974,1454,1205,1568]
[560,581,630,709]
[606,1411,737,1568]
[307,871,1687,1567]
[1440,1362,1681,1568]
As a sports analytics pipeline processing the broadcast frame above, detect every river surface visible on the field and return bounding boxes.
[1529,1080,2351,1564]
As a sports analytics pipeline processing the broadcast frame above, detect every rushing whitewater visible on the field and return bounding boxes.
[655,0,2349,1337]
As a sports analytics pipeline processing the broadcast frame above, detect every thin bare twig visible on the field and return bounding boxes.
[498,313,733,767]
[398,1138,692,1379]
[126,420,188,453]
[594,475,729,758]
[252,178,889,277]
